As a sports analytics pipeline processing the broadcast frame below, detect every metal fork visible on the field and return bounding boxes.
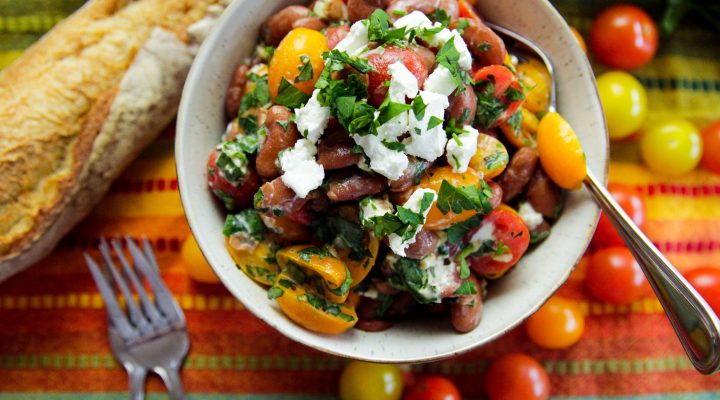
[85,237,189,400]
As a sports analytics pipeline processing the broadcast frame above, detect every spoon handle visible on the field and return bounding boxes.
[584,170,720,374]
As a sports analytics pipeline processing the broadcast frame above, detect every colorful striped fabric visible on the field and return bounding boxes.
[1,0,719,398]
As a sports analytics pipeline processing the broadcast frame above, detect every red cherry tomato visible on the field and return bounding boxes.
[685,267,720,315]
[484,353,550,400]
[593,183,646,248]
[589,4,658,70]
[466,208,530,279]
[403,376,461,400]
[326,24,350,50]
[701,120,720,174]
[472,65,525,129]
[207,148,260,210]
[367,46,429,107]
[586,246,647,304]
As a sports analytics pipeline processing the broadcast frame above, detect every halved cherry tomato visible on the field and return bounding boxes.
[336,235,380,288]
[472,65,525,129]
[499,108,538,149]
[268,28,328,98]
[226,237,279,285]
[536,112,586,189]
[277,245,351,303]
[685,267,720,315]
[484,353,550,400]
[465,208,530,279]
[413,166,483,231]
[525,296,584,349]
[404,375,461,400]
[340,361,403,400]
[590,4,658,70]
[469,134,509,180]
[700,120,720,174]
[593,183,645,248]
[367,46,429,107]
[586,246,647,304]
[516,58,550,114]
[207,147,261,210]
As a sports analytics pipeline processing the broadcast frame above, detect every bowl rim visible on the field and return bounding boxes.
[176,0,609,363]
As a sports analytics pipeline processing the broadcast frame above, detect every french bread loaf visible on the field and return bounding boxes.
[0,0,230,281]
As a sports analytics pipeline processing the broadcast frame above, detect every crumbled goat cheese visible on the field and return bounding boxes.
[279,139,324,198]
[416,252,459,303]
[387,61,419,102]
[445,125,479,173]
[353,133,409,180]
[335,20,369,57]
[470,221,496,246]
[422,26,472,70]
[393,11,433,31]
[519,201,544,230]
[404,91,449,161]
[294,89,330,143]
[387,188,436,256]
[424,64,457,96]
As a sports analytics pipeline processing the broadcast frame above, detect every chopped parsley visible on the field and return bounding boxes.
[275,77,310,108]
[214,140,249,183]
[298,246,333,262]
[362,192,435,241]
[427,115,444,130]
[453,280,478,296]
[267,286,284,299]
[436,179,494,215]
[382,140,405,152]
[300,292,356,321]
[295,55,314,83]
[411,96,427,120]
[446,214,482,244]
[311,214,371,261]
[388,257,431,303]
[435,37,472,90]
[367,9,410,46]
[223,209,266,240]
[237,73,270,116]
[377,100,411,125]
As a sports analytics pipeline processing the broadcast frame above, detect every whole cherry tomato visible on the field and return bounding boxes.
[596,71,648,140]
[640,117,703,176]
[701,120,720,174]
[525,296,585,349]
[339,361,403,400]
[466,208,530,279]
[181,235,220,283]
[593,183,645,248]
[403,376,461,400]
[367,46,429,107]
[207,146,261,210]
[590,4,658,70]
[484,353,550,400]
[685,267,720,316]
[472,65,525,129]
[586,247,647,304]
[268,28,328,98]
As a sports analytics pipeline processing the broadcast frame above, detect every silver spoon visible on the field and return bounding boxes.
[486,22,720,375]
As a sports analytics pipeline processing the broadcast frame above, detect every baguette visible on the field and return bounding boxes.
[0,0,231,281]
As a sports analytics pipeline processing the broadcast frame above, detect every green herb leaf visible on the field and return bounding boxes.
[436,179,494,215]
[298,246,333,262]
[215,140,249,183]
[411,96,427,120]
[267,286,284,299]
[223,209,266,240]
[388,257,431,303]
[238,73,270,116]
[275,77,310,108]
[295,55,314,82]
[382,140,405,152]
[397,206,424,226]
[446,214,482,244]
[368,9,390,41]
[311,214,371,261]
[454,280,478,295]
[377,101,411,125]
[427,115,444,130]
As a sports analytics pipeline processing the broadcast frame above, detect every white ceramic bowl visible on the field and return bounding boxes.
[177,0,608,362]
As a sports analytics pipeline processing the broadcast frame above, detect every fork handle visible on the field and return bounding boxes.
[156,366,186,400]
[128,366,147,400]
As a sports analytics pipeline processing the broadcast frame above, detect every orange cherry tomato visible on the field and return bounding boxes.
[404,376,461,400]
[536,112,587,189]
[181,235,220,283]
[466,208,530,279]
[468,134,509,180]
[413,166,483,231]
[685,267,720,316]
[268,28,328,98]
[701,120,720,174]
[586,246,648,304]
[590,4,658,70]
[484,353,550,400]
[525,296,585,349]
[593,183,646,248]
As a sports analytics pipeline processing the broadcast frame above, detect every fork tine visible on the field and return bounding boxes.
[127,237,186,327]
[99,238,153,336]
[109,239,166,328]
[84,253,139,342]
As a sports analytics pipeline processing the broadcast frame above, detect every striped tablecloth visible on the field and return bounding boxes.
[1,0,719,398]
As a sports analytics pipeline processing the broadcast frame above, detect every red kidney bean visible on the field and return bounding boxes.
[411,45,436,71]
[225,65,249,119]
[257,177,309,217]
[403,230,439,260]
[527,168,563,218]
[292,16,328,31]
[262,6,311,45]
[388,157,432,192]
[347,0,385,23]
[317,129,362,170]
[326,170,386,201]
[355,319,393,332]
[487,181,503,210]
[462,18,507,67]
[451,274,484,333]
[446,83,477,126]
[498,147,538,203]
[386,0,459,20]
[326,24,350,49]
[256,106,299,179]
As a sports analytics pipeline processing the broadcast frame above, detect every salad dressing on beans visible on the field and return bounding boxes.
[208,0,573,334]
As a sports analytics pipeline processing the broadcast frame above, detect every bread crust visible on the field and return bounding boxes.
[0,0,224,281]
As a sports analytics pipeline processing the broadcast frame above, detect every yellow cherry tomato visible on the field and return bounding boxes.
[277,245,352,303]
[226,237,279,285]
[640,117,703,176]
[271,271,357,335]
[596,71,648,140]
[517,58,551,114]
[412,166,483,231]
[336,235,380,289]
[181,235,219,283]
[570,26,587,54]
[525,296,585,349]
[537,112,587,189]
[469,133,509,180]
[500,108,538,149]
[268,28,328,98]
[339,361,403,400]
